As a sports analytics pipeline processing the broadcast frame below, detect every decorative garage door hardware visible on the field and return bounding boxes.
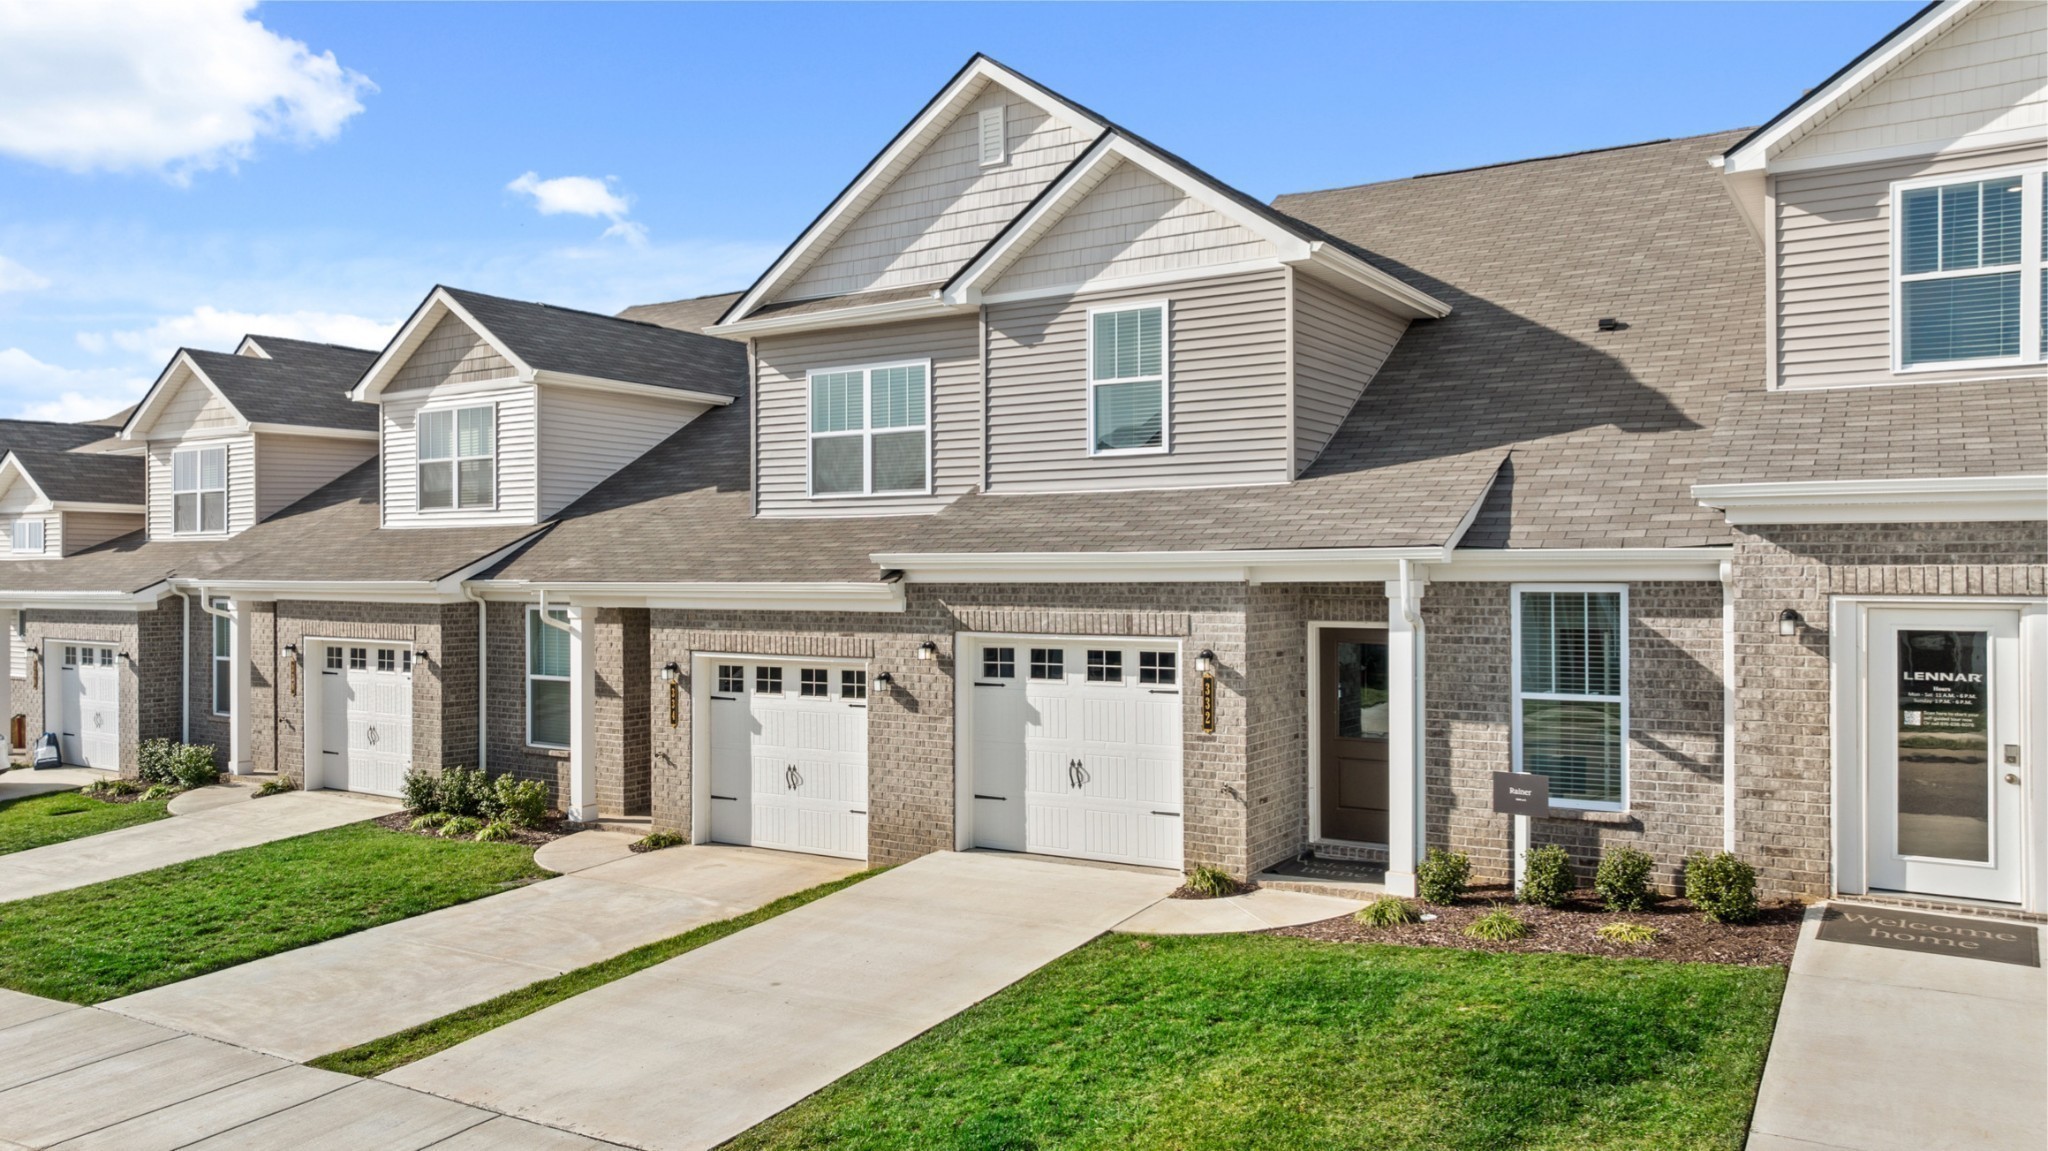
[1066,760,1092,788]
[785,764,803,790]
[974,794,1007,801]
[711,794,737,801]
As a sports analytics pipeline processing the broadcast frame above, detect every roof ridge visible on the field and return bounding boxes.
[247,334,377,354]
[1275,128,1754,199]
[443,285,695,337]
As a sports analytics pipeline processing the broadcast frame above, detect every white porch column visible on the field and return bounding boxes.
[565,602,598,822]
[224,599,252,775]
[1382,569,1428,897]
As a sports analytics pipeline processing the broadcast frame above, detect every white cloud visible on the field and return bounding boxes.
[0,0,373,180]
[0,255,48,293]
[0,347,145,422]
[508,172,646,245]
[102,304,397,363]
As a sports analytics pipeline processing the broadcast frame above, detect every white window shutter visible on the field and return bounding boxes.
[978,105,1005,166]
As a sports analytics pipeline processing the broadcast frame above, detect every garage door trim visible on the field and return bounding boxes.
[690,651,872,861]
[302,637,415,797]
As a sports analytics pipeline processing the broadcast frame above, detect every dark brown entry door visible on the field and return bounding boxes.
[1321,628,1390,843]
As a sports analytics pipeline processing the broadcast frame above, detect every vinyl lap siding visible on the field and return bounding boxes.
[991,162,1278,297]
[537,388,711,518]
[380,383,539,527]
[59,512,141,555]
[390,313,514,392]
[1774,140,2046,389]
[754,315,980,517]
[1292,272,1407,475]
[254,433,377,519]
[149,367,239,438]
[146,437,254,539]
[985,268,1291,492]
[781,84,1090,301]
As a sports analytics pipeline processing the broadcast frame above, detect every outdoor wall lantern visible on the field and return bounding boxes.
[1195,648,1216,673]
[660,662,681,684]
[874,671,896,690]
[915,641,937,661]
[1778,609,1804,637]
[282,643,299,660]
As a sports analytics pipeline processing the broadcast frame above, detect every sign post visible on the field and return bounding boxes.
[1492,771,1549,889]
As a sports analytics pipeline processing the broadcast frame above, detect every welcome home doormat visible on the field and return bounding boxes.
[1817,904,2040,967]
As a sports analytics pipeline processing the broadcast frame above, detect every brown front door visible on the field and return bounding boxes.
[1321,628,1390,843]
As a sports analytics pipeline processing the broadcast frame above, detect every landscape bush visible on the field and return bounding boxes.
[1685,852,1760,924]
[438,815,485,838]
[1182,865,1239,898]
[634,830,686,851]
[136,738,178,786]
[473,821,514,842]
[1595,921,1661,946]
[1594,846,1657,913]
[89,778,141,797]
[1465,907,1529,941]
[409,812,450,832]
[436,766,491,819]
[482,774,550,829]
[1354,896,1420,928]
[256,777,297,797]
[140,783,177,802]
[1519,844,1574,908]
[399,767,440,815]
[1415,848,1471,905]
[400,767,548,826]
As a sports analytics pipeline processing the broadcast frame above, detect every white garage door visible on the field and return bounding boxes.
[53,643,120,769]
[970,640,1183,870]
[318,643,413,797]
[707,659,868,860]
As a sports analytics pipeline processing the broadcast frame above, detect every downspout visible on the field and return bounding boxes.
[1398,557,1427,884]
[463,583,489,773]
[195,590,236,773]
[179,590,190,744]
[1720,560,1737,853]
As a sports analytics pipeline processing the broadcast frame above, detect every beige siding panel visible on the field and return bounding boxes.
[59,511,142,555]
[985,268,1291,492]
[991,162,1278,297]
[149,365,240,438]
[754,315,980,517]
[379,383,539,527]
[781,83,1090,300]
[1291,271,1408,475]
[537,388,710,518]
[389,312,516,393]
[146,436,255,539]
[1777,1,2046,165]
[254,433,377,519]
[1774,140,2047,389]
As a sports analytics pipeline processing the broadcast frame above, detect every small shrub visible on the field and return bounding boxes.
[1596,921,1661,946]
[399,768,440,815]
[255,776,297,797]
[1465,907,1529,941]
[1182,865,1239,898]
[438,815,484,838]
[409,812,450,832]
[1354,896,1421,928]
[89,777,141,797]
[436,766,490,819]
[1519,844,1574,908]
[1595,846,1657,912]
[140,783,177,802]
[485,774,550,829]
[166,744,221,790]
[1686,851,1760,924]
[473,821,515,843]
[1416,848,1472,905]
[136,738,179,785]
[634,830,686,851]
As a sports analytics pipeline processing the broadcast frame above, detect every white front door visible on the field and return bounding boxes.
[1868,608,2025,903]
[707,660,868,860]
[54,644,119,769]
[317,643,412,797]
[970,640,1183,870]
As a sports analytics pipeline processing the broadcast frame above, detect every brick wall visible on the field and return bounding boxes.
[186,591,231,755]
[1731,521,2048,897]
[19,606,181,775]
[486,600,570,805]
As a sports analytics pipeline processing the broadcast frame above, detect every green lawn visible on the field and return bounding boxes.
[727,933,1785,1151]
[311,867,880,1077]
[0,790,171,855]
[0,823,549,1004]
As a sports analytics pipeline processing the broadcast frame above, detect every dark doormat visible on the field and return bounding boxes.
[1264,856,1387,884]
[1818,903,2040,967]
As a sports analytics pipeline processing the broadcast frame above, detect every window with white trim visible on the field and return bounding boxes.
[807,361,930,496]
[1088,303,1167,454]
[172,446,226,534]
[8,519,42,554]
[1894,169,2044,369]
[211,600,231,716]
[418,405,496,510]
[527,607,570,748]
[1513,587,1627,809]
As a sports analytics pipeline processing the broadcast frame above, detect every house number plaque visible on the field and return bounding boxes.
[668,682,679,728]
[1200,672,1216,734]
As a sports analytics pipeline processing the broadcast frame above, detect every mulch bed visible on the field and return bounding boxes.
[83,784,161,806]
[1274,885,1807,967]
[372,810,581,849]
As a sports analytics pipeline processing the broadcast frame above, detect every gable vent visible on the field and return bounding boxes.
[977,105,1006,167]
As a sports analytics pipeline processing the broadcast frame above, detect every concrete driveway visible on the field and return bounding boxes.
[386,851,1176,1151]
[0,766,115,803]
[0,789,396,904]
[104,843,859,1061]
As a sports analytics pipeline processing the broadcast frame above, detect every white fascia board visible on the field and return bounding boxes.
[0,586,167,610]
[353,289,534,403]
[1293,243,1452,320]
[722,57,1105,326]
[181,579,468,605]
[1431,547,1734,583]
[708,294,962,337]
[871,547,1449,585]
[1721,0,1974,174]
[120,352,249,441]
[246,423,379,441]
[1693,474,2048,524]
[234,336,272,358]
[469,579,907,613]
[530,370,735,408]
[51,501,145,515]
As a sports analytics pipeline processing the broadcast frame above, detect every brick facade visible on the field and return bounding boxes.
[18,605,183,774]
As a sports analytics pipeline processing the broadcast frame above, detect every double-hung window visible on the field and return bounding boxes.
[418,405,496,511]
[1894,169,2044,369]
[1513,587,1628,810]
[8,519,42,554]
[172,446,226,534]
[1088,302,1168,454]
[807,361,930,496]
[211,600,232,716]
[527,606,570,748]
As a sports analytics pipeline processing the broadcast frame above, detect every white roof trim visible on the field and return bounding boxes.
[1693,474,2048,524]
[183,579,470,605]
[0,585,170,609]
[471,579,908,613]
[233,336,272,358]
[529,369,736,408]
[1431,547,1733,583]
[708,294,962,338]
[0,454,53,511]
[119,352,251,441]
[1721,0,1979,174]
[352,288,533,403]
[870,547,1450,585]
[50,501,145,515]
[247,423,378,441]
[721,57,1105,326]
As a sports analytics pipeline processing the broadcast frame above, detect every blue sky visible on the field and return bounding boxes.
[0,1,1918,422]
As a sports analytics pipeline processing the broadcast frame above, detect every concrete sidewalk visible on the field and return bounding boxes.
[1748,903,2047,1151]
[104,842,859,1061]
[0,766,114,804]
[386,851,1177,1151]
[0,789,396,904]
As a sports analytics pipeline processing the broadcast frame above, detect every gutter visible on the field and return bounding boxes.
[869,547,1449,585]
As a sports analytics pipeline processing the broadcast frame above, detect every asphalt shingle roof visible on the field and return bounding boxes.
[3,448,144,506]
[0,536,226,596]
[444,288,747,398]
[1701,380,2048,486]
[615,291,745,338]
[0,419,115,455]
[184,346,378,433]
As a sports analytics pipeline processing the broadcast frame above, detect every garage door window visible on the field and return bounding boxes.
[841,670,867,699]
[755,666,782,694]
[527,608,570,748]
[800,668,830,697]
[982,646,1015,678]
[1030,648,1063,679]
[326,647,343,671]
[717,664,745,693]
[1087,650,1122,683]
[1138,651,1176,685]
[350,647,367,670]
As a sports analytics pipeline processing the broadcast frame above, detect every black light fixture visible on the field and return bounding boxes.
[1778,608,1803,637]
[1195,648,1215,672]
[874,671,895,689]
[915,641,937,661]
[283,643,299,660]
[414,649,431,662]
[660,661,681,684]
